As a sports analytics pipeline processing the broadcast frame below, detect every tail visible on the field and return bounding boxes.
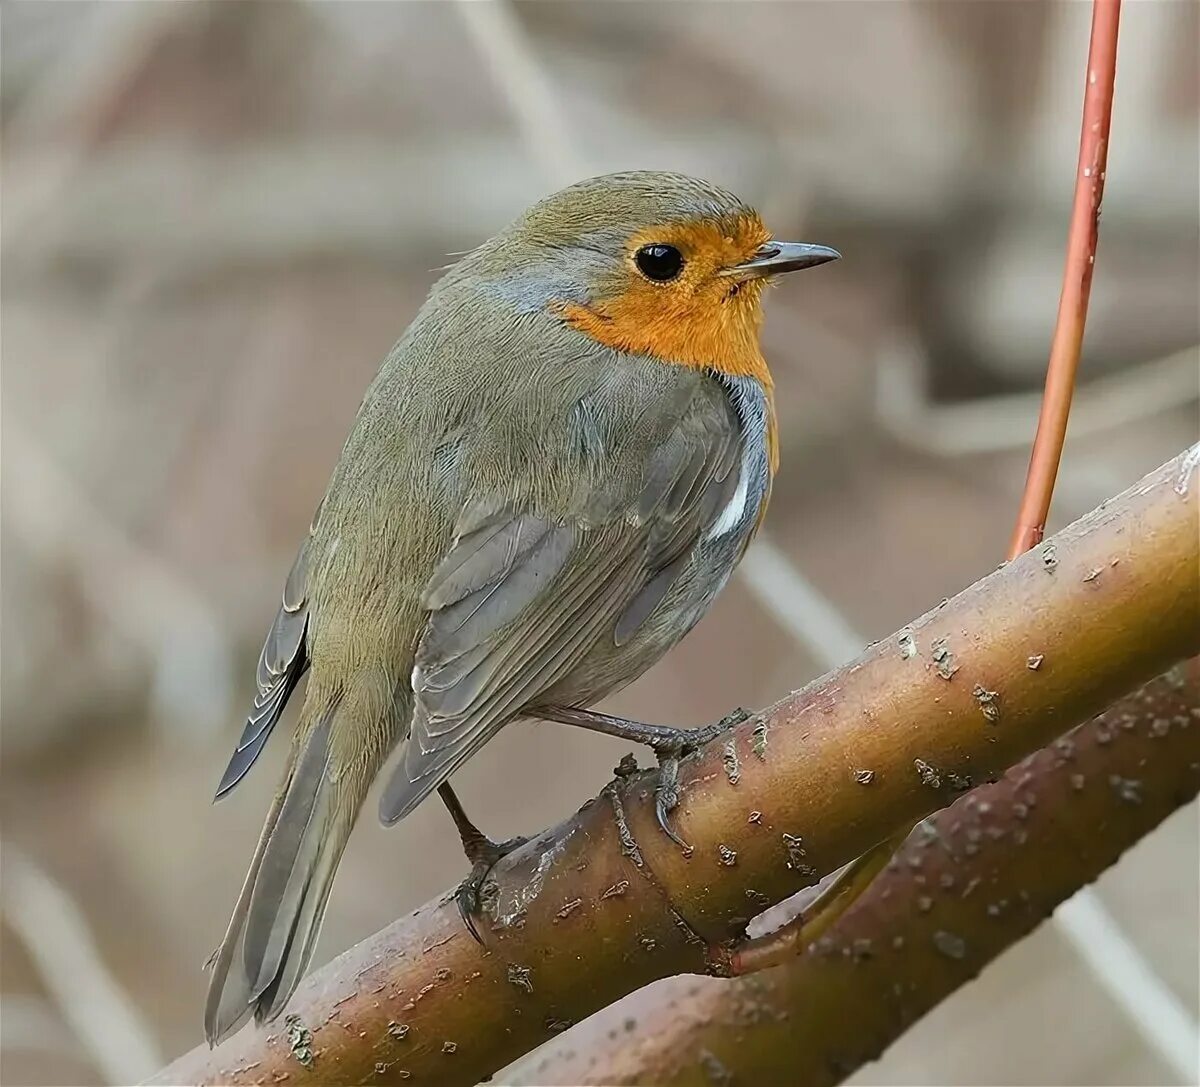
[204,702,358,1046]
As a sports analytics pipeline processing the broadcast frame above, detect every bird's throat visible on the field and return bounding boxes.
[558,292,778,475]
[558,290,773,389]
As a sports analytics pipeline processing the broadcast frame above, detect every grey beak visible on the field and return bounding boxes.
[723,241,841,278]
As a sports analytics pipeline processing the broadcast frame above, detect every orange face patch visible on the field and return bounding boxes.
[558,212,779,472]
[558,214,773,383]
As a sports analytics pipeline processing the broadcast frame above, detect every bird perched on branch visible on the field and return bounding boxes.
[204,170,838,1044]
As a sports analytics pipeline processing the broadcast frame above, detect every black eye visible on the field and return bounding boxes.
[635,244,684,282]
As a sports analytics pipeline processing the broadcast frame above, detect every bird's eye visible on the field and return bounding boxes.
[635,244,684,282]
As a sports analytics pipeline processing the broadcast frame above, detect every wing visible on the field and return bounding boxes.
[378,395,742,824]
[214,504,320,799]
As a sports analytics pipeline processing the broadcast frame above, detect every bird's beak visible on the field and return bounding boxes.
[722,241,841,279]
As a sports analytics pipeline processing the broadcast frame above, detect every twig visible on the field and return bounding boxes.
[1009,0,1122,556]
[985,8,1200,1077]
[743,5,1190,1055]
[734,0,1129,997]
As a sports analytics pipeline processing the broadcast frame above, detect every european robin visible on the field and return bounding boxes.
[204,171,838,1043]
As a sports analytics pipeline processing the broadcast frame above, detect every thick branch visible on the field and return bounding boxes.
[512,660,1200,1085]
[154,448,1198,1087]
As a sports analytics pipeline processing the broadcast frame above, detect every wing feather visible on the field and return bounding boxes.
[216,513,317,800]
[378,387,745,826]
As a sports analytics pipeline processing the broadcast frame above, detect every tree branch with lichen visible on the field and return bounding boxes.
[152,447,1199,1087]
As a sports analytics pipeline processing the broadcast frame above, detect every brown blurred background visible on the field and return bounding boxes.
[1,3,1197,1085]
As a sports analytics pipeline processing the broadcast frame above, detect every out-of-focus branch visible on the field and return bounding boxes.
[4,421,233,738]
[2,846,163,1084]
[152,448,1198,1087]
[875,337,1198,457]
[451,0,583,189]
[2,2,203,241]
[510,660,1200,1087]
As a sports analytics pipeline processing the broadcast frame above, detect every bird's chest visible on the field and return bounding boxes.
[700,371,773,556]
[665,371,774,626]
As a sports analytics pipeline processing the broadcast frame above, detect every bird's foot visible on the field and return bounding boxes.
[536,704,752,854]
[645,709,749,852]
[454,832,532,943]
[437,781,530,942]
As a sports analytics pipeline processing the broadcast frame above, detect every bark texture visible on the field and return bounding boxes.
[511,659,1200,1085]
[153,448,1199,1087]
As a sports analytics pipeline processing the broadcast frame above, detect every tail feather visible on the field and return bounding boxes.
[204,753,295,1045]
[256,827,342,1023]
[205,706,353,1047]
[243,709,334,1000]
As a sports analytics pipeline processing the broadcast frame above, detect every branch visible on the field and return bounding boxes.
[511,659,1200,1086]
[713,0,1126,994]
[1009,0,1121,555]
[523,8,1155,1080]
[153,448,1198,1087]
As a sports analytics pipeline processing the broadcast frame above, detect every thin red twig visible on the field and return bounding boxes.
[713,0,1127,986]
[1008,0,1122,560]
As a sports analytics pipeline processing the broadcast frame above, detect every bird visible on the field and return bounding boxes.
[203,170,838,1045]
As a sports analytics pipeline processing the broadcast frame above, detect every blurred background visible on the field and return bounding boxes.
[2,3,1197,1085]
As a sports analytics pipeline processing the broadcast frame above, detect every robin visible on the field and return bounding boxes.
[204,170,838,1044]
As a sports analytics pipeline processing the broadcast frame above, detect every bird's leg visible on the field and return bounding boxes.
[436,782,530,943]
[533,704,750,851]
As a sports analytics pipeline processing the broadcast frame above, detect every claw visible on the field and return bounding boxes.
[644,721,742,856]
[535,706,748,859]
[452,834,530,943]
[455,882,484,944]
[661,717,736,760]
[655,797,691,853]
[652,753,693,855]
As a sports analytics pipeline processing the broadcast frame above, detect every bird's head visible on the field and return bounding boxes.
[461,171,839,383]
